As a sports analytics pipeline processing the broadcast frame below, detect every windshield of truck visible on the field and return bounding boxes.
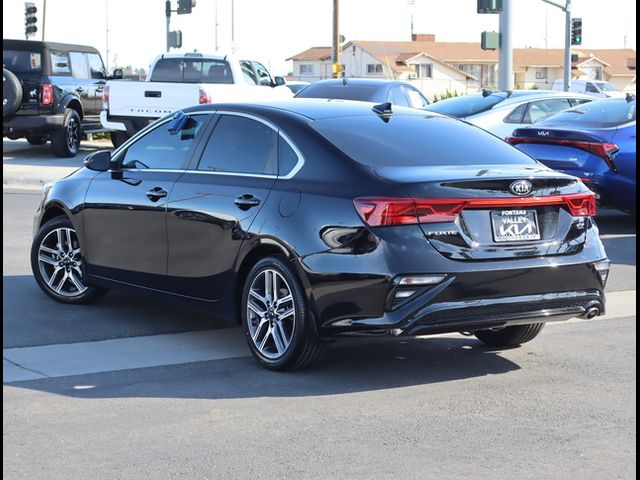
[150,58,234,84]
[3,50,42,73]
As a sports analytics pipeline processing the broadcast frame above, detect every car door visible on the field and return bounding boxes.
[165,112,281,300]
[68,51,94,117]
[85,52,107,117]
[252,61,274,87]
[82,113,211,289]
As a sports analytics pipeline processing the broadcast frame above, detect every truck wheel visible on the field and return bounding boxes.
[3,68,22,120]
[26,134,48,145]
[110,131,131,148]
[51,109,81,157]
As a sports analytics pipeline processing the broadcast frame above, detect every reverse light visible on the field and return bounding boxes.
[199,88,211,104]
[41,83,53,105]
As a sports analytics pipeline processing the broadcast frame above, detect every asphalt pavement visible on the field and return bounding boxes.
[3,139,637,479]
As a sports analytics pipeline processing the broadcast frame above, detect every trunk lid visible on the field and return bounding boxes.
[374,164,592,261]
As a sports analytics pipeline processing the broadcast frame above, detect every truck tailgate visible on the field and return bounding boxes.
[106,81,200,118]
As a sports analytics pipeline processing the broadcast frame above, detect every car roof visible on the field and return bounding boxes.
[306,78,410,88]
[3,38,100,54]
[182,98,433,121]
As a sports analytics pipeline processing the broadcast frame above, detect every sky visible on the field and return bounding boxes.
[3,0,637,75]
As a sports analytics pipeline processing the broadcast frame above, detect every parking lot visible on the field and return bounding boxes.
[2,140,636,479]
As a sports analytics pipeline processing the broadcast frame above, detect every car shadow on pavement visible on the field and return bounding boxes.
[6,336,521,400]
[3,275,227,349]
[600,236,636,266]
[2,139,111,167]
[596,209,636,236]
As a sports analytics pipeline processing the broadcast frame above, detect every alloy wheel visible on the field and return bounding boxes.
[247,268,296,359]
[37,227,87,297]
[66,117,79,152]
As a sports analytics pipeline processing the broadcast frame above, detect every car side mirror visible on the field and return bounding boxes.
[111,68,124,80]
[84,150,112,172]
[274,76,286,87]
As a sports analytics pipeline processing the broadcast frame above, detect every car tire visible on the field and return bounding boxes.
[31,216,108,304]
[474,323,545,347]
[26,134,48,145]
[3,68,22,120]
[51,109,81,157]
[241,256,327,371]
[110,131,131,148]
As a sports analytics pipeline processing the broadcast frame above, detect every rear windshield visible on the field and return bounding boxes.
[311,114,536,167]
[150,58,233,83]
[426,93,507,118]
[3,49,42,73]
[542,99,636,128]
[296,84,380,101]
[594,81,616,92]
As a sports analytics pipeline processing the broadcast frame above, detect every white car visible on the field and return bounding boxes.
[552,79,626,99]
[426,90,594,139]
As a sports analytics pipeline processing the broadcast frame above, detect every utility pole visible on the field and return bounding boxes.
[332,0,340,78]
[231,0,235,53]
[408,0,415,38]
[41,0,47,41]
[498,0,513,90]
[105,0,110,72]
[165,0,171,52]
[214,0,219,52]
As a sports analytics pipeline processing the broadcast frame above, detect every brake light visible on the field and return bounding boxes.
[41,84,53,105]
[102,85,110,105]
[506,137,619,172]
[354,193,596,227]
[199,88,211,104]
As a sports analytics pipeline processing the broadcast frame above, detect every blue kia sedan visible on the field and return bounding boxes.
[507,95,636,212]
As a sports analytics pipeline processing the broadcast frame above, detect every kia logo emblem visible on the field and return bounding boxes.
[537,130,550,136]
[510,180,533,196]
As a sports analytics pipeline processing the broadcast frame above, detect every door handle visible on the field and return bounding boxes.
[234,194,261,210]
[146,187,168,201]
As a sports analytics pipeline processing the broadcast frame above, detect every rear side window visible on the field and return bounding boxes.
[504,103,527,123]
[585,83,599,93]
[404,87,430,108]
[388,86,410,107]
[49,51,71,75]
[3,50,41,73]
[311,114,536,167]
[197,115,277,175]
[151,58,233,84]
[542,99,636,128]
[523,98,572,124]
[426,93,507,117]
[69,52,89,79]
[120,115,207,170]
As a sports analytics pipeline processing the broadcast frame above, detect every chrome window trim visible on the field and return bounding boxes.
[110,110,305,179]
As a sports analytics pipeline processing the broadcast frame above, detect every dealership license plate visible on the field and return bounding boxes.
[491,210,541,242]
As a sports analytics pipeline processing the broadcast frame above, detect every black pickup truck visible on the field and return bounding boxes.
[3,39,121,157]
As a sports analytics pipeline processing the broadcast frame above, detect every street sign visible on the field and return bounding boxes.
[481,31,500,50]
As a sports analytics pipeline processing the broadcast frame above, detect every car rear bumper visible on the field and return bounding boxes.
[100,111,155,134]
[3,114,65,133]
[307,260,608,337]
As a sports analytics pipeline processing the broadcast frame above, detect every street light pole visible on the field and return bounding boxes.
[165,0,171,52]
[541,0,572,92]
[498,0,513,90]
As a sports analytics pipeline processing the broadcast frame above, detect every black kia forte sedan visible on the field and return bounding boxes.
[30,99,610,370]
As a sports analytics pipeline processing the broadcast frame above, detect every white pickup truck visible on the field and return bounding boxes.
[101,52,293,145]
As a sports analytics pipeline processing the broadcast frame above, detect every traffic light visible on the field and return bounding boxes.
[168,30,183,49]
[177,0,196,14]
[24,2,38,39]
[571,18,583,45]
[477,0,502,14]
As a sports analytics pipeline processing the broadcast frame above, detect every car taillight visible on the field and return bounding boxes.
[354,193,596,227]
[199,88,211,104]
[102,85,110,105]
[506,137,619,172]
[41,84,53,105]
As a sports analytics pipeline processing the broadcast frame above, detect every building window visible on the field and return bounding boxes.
[535,67,548,80]
[415,64,432,78]
[367,64,383,74]
[299,64,314,74]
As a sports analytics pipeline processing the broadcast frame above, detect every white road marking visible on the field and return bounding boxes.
[3,290,635,383]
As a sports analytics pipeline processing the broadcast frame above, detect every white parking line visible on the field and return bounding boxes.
[3,290,635,383]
